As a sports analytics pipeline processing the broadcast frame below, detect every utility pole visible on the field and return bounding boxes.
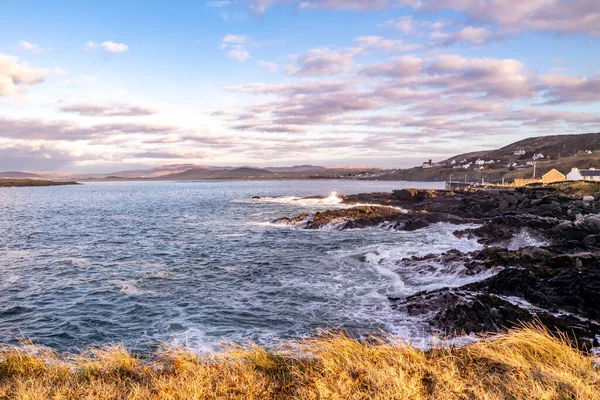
[533,162,536,179]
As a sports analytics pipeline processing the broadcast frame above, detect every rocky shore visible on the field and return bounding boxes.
[270,182,600,351]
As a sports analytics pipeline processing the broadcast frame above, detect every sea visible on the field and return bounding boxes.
[0,180,488,352]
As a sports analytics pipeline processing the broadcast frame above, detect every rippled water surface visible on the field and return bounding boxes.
[0,180,484,351]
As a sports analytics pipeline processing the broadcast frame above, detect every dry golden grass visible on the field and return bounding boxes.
[1,325,599,399]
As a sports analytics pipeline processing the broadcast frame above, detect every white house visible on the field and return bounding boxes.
[462,163,472,169]
[581,168,600,181]
[514,149,526,156]
[450,160,456,165]
[422,159,433,169]
[526,161,535,166]
[532,153,544,160]
[459,159,467,164]
[567,168,583,181]
[475,159,485,166]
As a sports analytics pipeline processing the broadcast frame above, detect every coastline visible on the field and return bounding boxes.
[270,181,600,351]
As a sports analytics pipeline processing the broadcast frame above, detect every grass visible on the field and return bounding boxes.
[0,325,599,399]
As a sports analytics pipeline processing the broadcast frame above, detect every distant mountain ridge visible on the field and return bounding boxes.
[0,171,42,179]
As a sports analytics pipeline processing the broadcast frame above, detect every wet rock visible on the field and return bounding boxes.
[392,290,532,334]
[466,256,600,321]
[271,213,309,225]
[391,289,600,350]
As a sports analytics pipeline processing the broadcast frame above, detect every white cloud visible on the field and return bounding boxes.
[19,40,53,53]
[220,34,252,62]
[205,0,231,6]
[85,41,129,54]
[0,53,49,98]
[286,48,353,76]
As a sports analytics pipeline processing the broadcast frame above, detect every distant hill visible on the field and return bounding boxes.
[0,171,41,179]
[448,132,600,162]
[382,132,600,183]
[264,165,326,173]
[160,167,276,180]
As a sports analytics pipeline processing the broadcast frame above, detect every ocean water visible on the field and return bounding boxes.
[0,180,485,351]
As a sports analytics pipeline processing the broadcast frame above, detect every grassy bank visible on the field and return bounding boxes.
[1,326,599,399]
[0,179,79,187]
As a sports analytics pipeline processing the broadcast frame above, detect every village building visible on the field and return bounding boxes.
[422,159,433,169]
[541,169,566,184]
[532,153,544,160]
[567,168,583,181]
[581,169,600,181]
[514,149,526,156]
[475,159,485,166]
[450,160,456,165]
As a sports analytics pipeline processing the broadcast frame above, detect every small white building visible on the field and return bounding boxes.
[450,160,456,165]
[422,159,433,169]
[514,149,526,156]
[526,161,535,166]
[532,153,544,160]
[475,159,485,166]
[567,168,583,181]
[459,159,467,164]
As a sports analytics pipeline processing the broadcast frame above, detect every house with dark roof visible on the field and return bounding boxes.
[581,169,600,181]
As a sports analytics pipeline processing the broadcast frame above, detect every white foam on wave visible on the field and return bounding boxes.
[251,191,343,207]
[505,229,550,250]
[243,191,407,212]
[331,223,489,298]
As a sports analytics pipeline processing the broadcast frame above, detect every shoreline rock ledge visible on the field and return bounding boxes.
[270,182,600,350]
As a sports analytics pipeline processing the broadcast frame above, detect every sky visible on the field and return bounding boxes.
[0,0,599,172]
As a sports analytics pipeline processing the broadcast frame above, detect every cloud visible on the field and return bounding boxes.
[0,116,180,141]
[0,53,49,98]
[257,60,279,72]
[405,0,600,37]
[248,0,599,37]
[351,36,423,54]
[85,41,129,54]
[297,0,388,10]
[540,72,600,103]
[220,34,252,62]
[425,55,534,98]
[57,102,157,117]
[249,0,388,12]
[431,26,494,45]
[359,56,424,78]
[0,145,78,171]
[18,40,53,53]
[205,0,231,6]
[286,48,353,76]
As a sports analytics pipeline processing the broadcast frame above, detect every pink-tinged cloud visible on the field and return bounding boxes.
[540,72,600,103]
[431,26,494,45]
[286,48,353,76]
[0,53,48,98]
[359,55,424,78]
[406,0,600,37]
[58,102,157,117]
[351,36,423,54]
